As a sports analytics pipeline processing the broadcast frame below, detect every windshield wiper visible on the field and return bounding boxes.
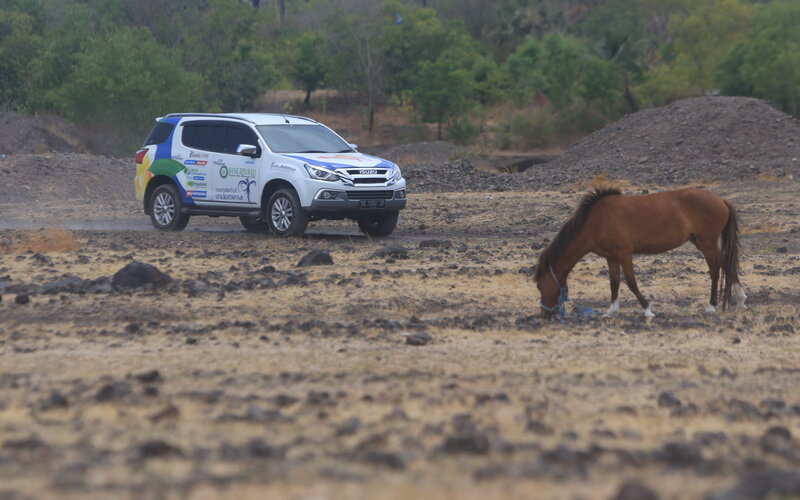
[296,150,327,153]
[336,149,355,153]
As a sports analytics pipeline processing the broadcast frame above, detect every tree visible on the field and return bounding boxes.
[287,32,329,108]
[412,52,475,140]
[182,0,278,111]
[325,0,386,134]
[579,58,621,112]
[640,0,753,105]
[716,1,800,116]
[381,0,448,98]
[0,9,39,110]
[51,27,204,152]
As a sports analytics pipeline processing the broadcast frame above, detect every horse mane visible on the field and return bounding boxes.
[534,187,622,282]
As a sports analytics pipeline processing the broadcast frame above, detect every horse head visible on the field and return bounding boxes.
[536,269,568,320]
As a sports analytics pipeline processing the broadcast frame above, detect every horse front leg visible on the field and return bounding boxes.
[620,256,654,318]
[603,259,621,317]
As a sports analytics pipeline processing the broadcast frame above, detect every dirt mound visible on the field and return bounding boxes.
[531,96,800,187]
[0,112,91,155]
[404,159,536,193]
[0,153,131,204]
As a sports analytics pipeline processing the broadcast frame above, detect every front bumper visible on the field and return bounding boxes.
[308,187,406,219]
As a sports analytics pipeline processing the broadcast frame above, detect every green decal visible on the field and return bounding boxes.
[219,165,229,179]
[149,159,186,177]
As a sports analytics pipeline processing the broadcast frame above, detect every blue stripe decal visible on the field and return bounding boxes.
[175,175,195,206]
[155,117,181,161]
[281,154,396,170]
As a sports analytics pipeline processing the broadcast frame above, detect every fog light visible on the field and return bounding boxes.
[394,189,406,199]
[317,190,343,200]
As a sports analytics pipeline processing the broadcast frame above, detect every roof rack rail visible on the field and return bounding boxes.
[163,113,255,124]
[281,114,319,124]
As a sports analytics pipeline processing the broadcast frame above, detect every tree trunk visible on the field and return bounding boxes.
[623,75,638,113]
[278,0,286,26]
[437,121,442,141]
[304,89,312,108]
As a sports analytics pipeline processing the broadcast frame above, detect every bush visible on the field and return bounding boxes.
[497,107,556,150]
[447,117,480,146]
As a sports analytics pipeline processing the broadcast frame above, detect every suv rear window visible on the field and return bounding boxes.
[143,122,175,146]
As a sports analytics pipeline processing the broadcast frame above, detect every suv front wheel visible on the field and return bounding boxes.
[358,211,398,237]
[266,188,309,237]
[149,184,190,231]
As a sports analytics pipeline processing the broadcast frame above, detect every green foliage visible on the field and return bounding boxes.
[497,107,556,150]
[412,49,476,140]
[640,0,753,105]
[0,9,39,109]
[50,27,203,149]
[182,0,278,111]
[447,117,480,146]
[716,1,800,116]
[578,58,621,112]
[382,0,449,97]
[287,31,330,106]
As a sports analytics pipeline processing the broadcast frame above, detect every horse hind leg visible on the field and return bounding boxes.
[603,259,621,317]
[697,239,721,314]
[620,256,654,318]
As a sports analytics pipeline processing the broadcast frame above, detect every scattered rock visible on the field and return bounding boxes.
[95,381,132,402]
[136,439,183,459]
[657,391,682,409]
[40,390,68,411]
[111,262,171,290]
[611,482,660,500]
[297,250,334,267]
[132,369,163,384]
[337,417,362,436]
[149,404,180,424]
[710,470,800,500]
[14,293,29,305]
[370,245,409,259]
[402,332,433,346]
[442,433,490,455]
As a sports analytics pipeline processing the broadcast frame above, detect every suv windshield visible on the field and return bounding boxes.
[257,124,352,154]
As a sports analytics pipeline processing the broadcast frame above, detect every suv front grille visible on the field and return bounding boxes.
[346,169,388,176]
[346,190,393,200]
[353,178,387,184]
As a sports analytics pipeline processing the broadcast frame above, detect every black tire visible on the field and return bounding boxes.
[265,188,309,237]
[149,184,190,231]
[358,211,398,237]
[239,215,266,233]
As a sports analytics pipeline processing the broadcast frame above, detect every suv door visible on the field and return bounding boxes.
[177,121,224,205]
[212,124,262,206]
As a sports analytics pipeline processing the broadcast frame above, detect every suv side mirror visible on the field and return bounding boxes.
[236,144,259,158]
[348,143,358,150]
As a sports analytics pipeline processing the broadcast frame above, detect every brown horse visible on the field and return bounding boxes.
[534,187,746,319]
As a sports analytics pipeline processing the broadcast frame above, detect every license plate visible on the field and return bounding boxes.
[359,199,385,209]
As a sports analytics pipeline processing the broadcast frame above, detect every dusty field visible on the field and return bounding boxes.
[1,180,799,500]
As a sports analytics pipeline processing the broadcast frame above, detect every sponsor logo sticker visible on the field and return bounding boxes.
[184,160,208,166]
[186,190,207,198]
[219,165,229,179]
[189,151,209,159]
[186,181,207,187]
[192,175,206,181]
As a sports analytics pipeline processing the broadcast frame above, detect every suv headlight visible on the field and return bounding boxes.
[304,163,340,182]
[393,166,403,182]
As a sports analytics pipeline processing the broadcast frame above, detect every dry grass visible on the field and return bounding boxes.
[0,227,79,253]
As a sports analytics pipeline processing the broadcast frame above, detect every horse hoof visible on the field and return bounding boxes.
[644,307,655,319]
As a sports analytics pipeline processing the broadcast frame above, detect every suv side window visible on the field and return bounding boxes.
[183,125,225,152]
[222,126,260,155]
[143,122,174,146]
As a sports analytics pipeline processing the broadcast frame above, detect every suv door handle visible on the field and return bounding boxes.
[214,159,225,165]
[172,154,184,160]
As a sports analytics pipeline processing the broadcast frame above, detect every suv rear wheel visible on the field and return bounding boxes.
[149,184,190,231]
[357,211,398,237]
[266,188,309,237]
[239,216,265,233]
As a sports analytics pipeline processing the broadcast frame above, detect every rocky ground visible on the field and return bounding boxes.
[1,97,800,499]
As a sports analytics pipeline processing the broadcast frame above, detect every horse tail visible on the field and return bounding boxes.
[719,200,741,310]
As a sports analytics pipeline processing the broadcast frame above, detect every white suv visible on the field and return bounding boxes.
[134,113,406,236]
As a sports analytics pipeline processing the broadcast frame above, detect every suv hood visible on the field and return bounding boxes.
[280,153,396,170]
